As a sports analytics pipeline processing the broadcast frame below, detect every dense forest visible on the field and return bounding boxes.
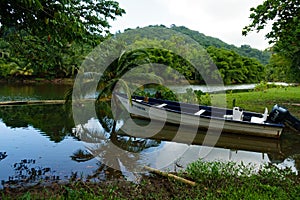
[112,25,266,85]
[170,25,271,65]
[0,0,125,79]
[0,25,268,85]
[0,0,298,84]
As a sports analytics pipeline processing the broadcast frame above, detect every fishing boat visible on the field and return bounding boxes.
[114,93,299,138]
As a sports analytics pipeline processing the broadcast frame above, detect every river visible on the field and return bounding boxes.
[0,83,299,188]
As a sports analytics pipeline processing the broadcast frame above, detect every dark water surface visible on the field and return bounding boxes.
[1,83,300,189]
[0,83,71,101]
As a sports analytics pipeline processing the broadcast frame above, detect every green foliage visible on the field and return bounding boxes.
[207,46,265,84]
[120,31,209,83]
[133,85,178,101]
[121,27,266,84]
[0,60,18,77]
[0,0,125,42]
[2,160,300,199]
[95,48,155,101]
[254,81,269,92]
[254,81,279,92]
[133,87,212,106]
[171,25,271,65]
[185,160,246,185]
[184,159,300,199]
[266,52,300,82]
[243,0,300,82]
[0,0,125,79]
[0,34,85,78]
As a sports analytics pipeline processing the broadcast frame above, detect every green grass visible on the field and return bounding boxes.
[211,86,300,118]
[183,160,300,199]
[1,160,300,199]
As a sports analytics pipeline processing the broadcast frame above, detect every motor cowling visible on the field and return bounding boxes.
[268,104,300,132]
[268,105,288,123]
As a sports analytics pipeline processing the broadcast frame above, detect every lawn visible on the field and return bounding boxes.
[212,86,300,118]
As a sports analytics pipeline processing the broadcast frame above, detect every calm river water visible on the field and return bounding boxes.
[0,83,300,188]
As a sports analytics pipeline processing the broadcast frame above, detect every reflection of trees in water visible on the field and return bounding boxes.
[74,116,161,173]
[111,135,160,153]
[0,152,7,161]
[1,159,58,188]
[0,105,74,142]
[86,162,124,181]
[71,149,95,162]
[72,100,161,178]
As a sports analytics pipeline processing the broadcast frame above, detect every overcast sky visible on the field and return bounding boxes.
[109,0,271,50]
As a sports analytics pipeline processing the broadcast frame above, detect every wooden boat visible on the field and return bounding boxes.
[114,93,285,138]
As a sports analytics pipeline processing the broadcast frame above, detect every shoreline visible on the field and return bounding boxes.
[0,78,75,85]
[1,160,299,199]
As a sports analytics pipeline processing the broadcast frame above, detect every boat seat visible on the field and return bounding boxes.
[233,107,243,121]
[224,115,233,120]
[156,103,167,108]
[194,109,206,116]
[136,99,143,102]
[250,107,268,124]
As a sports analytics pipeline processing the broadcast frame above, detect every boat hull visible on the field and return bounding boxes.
[115,93,284,138]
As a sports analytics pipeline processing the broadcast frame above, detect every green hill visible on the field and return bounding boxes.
[170,25,271,65]
[123,25,270,65]
[119,25,266,85]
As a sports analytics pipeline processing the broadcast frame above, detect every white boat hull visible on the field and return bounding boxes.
[116,94,283,138]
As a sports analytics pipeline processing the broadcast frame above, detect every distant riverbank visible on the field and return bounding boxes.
[0,78,74,85]
[171,82,298,93]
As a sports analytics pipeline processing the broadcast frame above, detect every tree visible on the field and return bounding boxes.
[0,0,125,78]
[0,0,125,44]
[265,53,293,82]
[242,0,300,81]
[206,46,265,84]
[171,25,271,65]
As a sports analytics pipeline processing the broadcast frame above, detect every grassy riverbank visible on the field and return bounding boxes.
[1,160,300,199]
[212,85,300,118]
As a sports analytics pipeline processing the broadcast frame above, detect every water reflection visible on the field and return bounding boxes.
[74,113,300,173]
[0,104,74,142]
[1,102,300,188]
[1,159,58,188]
[0,152,7,161]
[74,117,162,174]
[0,104,98,189]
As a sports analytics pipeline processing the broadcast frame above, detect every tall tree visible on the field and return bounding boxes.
[242,0,300,81]
[0,0,125,78]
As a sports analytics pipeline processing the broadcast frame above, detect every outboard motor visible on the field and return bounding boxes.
[268,104,300,132]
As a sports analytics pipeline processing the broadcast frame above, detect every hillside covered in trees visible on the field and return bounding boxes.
[0,23,272,84]
[0,0,298,84]
[0,24,269,84]
[170,25,271,65]
[120,25,267,84]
